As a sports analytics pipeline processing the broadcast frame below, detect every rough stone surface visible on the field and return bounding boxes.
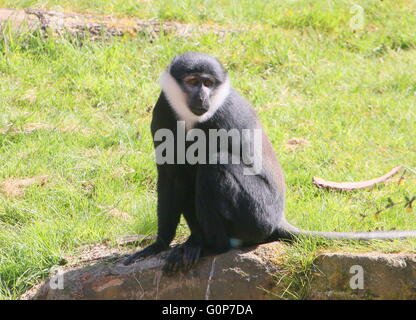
[23,243,285,300]
[310,252,416,300]
[21,244,416,300]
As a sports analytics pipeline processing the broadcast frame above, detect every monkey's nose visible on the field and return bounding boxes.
[199,95,209,103]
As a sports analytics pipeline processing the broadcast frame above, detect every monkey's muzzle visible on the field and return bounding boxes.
[191,106,208,116]
[190,97,209,115]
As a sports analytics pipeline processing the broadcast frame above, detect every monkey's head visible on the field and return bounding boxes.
[160,52,231,123]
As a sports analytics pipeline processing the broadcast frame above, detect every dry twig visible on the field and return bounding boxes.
[312,166,403,191]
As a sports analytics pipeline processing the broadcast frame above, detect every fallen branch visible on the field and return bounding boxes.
[0,8,241,40]
[312,166,403,191]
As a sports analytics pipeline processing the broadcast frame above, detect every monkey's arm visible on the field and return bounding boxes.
[123,167,182,265]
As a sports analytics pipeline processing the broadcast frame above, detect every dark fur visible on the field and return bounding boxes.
[124,53,416,272]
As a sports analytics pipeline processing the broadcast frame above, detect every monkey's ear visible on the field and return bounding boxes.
[213,56,228,76]
[170,55,179,64]
[166,55,179,72]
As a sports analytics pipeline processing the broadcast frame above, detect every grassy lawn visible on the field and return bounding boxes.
[1,0,416,299]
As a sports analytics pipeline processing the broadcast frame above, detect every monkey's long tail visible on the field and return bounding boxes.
[274,217,416,241]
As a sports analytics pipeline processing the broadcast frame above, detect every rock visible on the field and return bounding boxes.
[21,242,416,300]
[310,252,416,300]
[23,243,286,300]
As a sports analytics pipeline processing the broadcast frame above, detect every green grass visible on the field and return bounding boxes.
[1,0,416,299]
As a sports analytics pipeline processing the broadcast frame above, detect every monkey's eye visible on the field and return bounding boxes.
[202,79,214,87]
[184,77,200,87]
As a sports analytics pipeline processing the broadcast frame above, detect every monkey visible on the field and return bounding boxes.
[123,52,416,272]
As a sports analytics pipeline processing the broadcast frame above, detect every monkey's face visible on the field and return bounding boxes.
[161,52,230,123]
[181,73,216,115]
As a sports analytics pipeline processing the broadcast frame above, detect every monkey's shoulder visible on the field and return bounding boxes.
[150,92,177,134]
[206,89,259,130]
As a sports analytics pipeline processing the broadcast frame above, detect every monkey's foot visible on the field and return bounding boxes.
[123,242,166,265]
[162,242,201,275]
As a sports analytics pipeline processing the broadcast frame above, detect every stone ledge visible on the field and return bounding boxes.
[21,242,416,300]
[310,252,416,299]
[22,243,286,300]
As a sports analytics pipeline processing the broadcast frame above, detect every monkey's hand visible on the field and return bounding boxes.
[163,241,202,275]
[123,242,167,265]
